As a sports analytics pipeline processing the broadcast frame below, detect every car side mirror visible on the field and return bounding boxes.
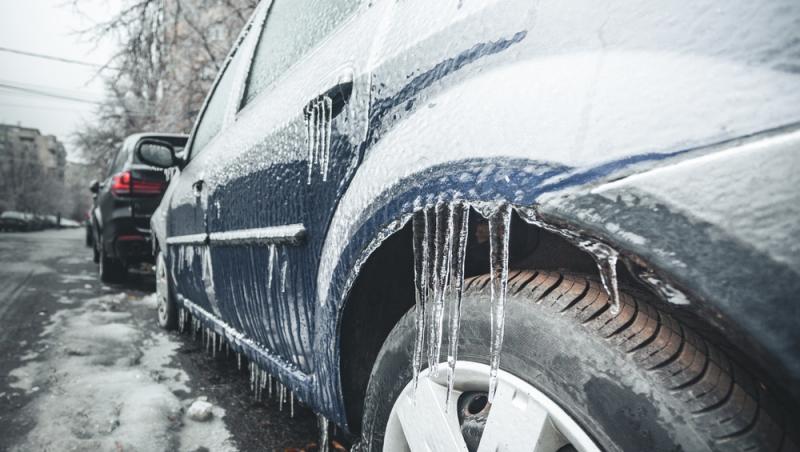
[89,180,100,194]
[136,139,178,168]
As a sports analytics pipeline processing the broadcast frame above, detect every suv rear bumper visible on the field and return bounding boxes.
[101,215,154,264]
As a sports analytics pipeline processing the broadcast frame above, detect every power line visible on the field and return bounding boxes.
[0,46,117,70]
[0,82,103,105]
[0,101,94,113]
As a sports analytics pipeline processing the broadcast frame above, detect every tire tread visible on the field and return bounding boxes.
[466,270,793,452]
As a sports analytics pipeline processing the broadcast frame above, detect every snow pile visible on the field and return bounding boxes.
[9,292,237,452]
[187,399,214,422]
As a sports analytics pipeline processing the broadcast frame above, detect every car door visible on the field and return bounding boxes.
[166,18,259,318]
[199,0,379,373]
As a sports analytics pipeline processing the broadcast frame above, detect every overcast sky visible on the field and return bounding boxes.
[0,0,121,160]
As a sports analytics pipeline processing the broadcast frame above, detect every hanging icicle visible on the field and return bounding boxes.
[411,209,428,393]
[318,415,330,452]
[487,203,512,402]
[428,201,453,377]
[445,201,469,411]
[580,241,621,315]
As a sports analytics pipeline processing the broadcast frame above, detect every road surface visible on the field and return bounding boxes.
[0,229,322,451]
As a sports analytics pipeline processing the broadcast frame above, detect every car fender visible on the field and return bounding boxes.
[313,50,800,424]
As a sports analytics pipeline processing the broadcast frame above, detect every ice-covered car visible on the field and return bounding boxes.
[142,1,800,450]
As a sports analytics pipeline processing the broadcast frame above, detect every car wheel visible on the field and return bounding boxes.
[99,242,127,283]
[155,251,177,330]
[360,270,794,451]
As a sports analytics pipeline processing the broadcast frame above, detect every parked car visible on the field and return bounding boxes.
[90,133,188,283]
[142,1,800,450]
[0,211,34,232]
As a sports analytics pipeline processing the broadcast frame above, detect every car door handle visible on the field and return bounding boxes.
[307,81,353,120]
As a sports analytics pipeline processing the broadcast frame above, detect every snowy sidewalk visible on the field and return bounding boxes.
[8,290,236,451]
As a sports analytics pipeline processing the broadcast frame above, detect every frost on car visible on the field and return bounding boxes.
[145,0,800,450]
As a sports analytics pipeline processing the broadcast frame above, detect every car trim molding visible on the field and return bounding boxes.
[208,224,307,246]
[165,233,208,245]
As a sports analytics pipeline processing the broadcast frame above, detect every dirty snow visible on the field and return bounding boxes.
[7,291,237,452]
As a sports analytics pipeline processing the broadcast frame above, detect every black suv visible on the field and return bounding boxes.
[90,133,187,282]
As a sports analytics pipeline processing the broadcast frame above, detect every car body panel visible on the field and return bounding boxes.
[152,0,800,429]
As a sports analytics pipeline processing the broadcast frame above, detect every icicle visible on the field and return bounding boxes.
[488,204,512,402]
[445,201,469,411]
[267,244,276,288]
[322,96,333,182]
[279,383,285,411]
[318,415,330,452]
[212,332,217,358]
[237,353,242,370]
[428,201,453,376]
[313,103,320,181]
[250,365,255,393]
[290,391,295,418]
[411,209,428,393]
[280,258,288,293]
[306,104,315,185]
[582,242,621,315]
[268,374,273,400]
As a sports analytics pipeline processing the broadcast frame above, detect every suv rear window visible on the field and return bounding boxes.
[241,0,360,107]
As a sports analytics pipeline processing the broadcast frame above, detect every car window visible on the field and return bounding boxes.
[109,145,129,175]
[189,44,248,157]
[241,0,361,107]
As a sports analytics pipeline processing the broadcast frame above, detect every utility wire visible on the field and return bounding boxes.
[0,45,116,70]
[0,101,94,113]
[0,82,103,105]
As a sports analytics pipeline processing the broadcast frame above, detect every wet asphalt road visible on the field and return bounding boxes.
[0,229,324,451]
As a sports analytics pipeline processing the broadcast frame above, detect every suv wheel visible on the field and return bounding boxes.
[155,251,177,330]
[361,270,794,451]
[98,242,127,283]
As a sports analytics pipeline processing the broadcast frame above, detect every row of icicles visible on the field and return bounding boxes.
[176,308,335,452]
[409,200,622,408]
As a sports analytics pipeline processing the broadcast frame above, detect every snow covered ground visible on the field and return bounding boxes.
[1,229,322,451]
[8,289,237,451]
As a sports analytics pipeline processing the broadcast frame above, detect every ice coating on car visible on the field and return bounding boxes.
[516,206,624,314]
[143,0,800,435]
[587,244,621,315]
[305,95,334,184]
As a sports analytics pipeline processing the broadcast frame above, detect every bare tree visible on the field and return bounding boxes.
[72,0,257,171]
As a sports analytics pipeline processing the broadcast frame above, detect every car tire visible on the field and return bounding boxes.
[360,270,795,451]
[155,251,178,330]
[99,242,127,283]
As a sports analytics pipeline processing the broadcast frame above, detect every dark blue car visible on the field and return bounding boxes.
[141,1,800,450]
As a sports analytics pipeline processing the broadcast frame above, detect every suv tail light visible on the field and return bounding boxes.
[110,171,166,196]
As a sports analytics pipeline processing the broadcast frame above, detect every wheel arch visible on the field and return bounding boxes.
[322,128,800,433]
[313,44,800,427]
